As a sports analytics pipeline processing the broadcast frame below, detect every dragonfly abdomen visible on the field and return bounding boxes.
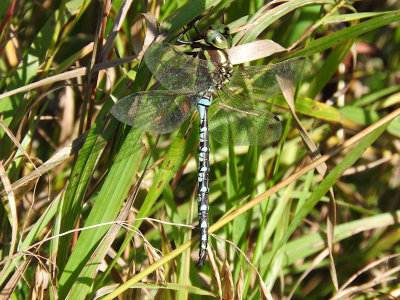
[196,89,212,267]
[196,48,233,267]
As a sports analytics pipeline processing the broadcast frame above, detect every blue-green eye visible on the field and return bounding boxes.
[205,25,232,49]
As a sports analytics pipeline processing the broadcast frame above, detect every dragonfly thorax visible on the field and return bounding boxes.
[201,49,233,89]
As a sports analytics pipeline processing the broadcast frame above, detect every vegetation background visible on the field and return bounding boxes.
[1,0,400,299]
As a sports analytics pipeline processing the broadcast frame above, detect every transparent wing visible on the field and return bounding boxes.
[228,57,313,101]
[209,88,282,146]
[144,42,219,92]
[111,90,199,134]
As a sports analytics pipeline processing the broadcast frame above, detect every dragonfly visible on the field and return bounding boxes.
[111,24,312,267]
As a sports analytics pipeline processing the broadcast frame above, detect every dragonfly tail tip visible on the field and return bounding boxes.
[196,250,207,268]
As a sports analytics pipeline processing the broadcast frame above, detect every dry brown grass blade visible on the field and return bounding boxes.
[143,242,166,284]
[0,162,18,284]
[259,278,274,300]
[234,266,244,300]
[33,266,51,300]
[221,259,234,300]
[208,246,223,300]
[130,13,159,60]
[102,0,134,60]
[332,253,400,300]
[331,263,400,299]
[0,120,37,170]
[227,40,286,65]
[327,188,338,290]
[0,259,30,299]
[80,0,111,133]
[278,76,327,175]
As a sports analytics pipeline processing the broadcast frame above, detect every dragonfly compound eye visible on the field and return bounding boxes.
[205,25,232,49]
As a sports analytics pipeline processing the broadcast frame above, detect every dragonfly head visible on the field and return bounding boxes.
[205,25,232,49]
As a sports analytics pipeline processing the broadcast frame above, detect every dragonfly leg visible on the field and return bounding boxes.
[176,17,202,45]
[196,103,210,268]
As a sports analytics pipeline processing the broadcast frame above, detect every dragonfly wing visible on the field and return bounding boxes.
[111,90,198,134]
[228,57,312,101]
[145,42,218,92]
[209,88,282,146]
